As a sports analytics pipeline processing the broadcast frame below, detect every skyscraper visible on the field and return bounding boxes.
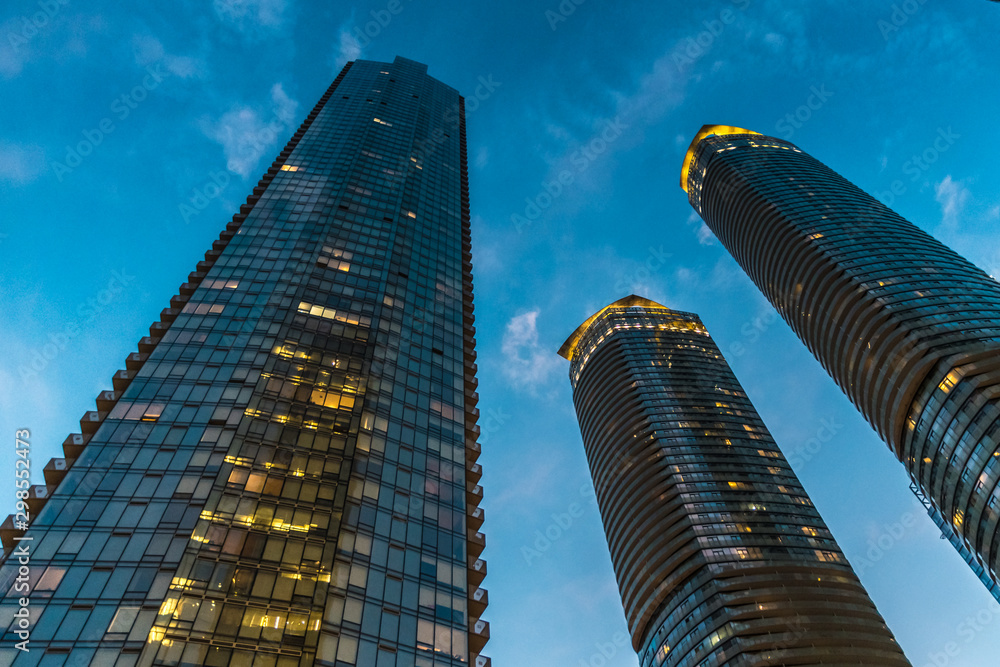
[558,295,910,667]
[0,56,488,667]
[681,125,1000,603]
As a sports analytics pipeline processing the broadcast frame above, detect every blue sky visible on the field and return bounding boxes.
[2,0,1000,664]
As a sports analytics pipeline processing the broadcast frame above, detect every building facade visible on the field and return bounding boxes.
[682,125,1000,602]
[558,296,909,667]
[0,56,488,667]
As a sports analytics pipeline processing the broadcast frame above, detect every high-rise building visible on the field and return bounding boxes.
[681,124,1000,602]
[0,56,488,667]
[557,295,910,667]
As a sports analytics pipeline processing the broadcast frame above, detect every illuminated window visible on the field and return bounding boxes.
[280,164,299,171]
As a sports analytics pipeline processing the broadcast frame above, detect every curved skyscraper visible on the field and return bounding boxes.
[0,57,488,666]
[558,296,909,667]
[681,124,1000,602]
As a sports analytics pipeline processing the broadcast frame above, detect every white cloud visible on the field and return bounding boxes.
[934,175,969,230]
[214,0,293,37]
[0,141,45,186]
[763,32,787,51]
[131,34,206,79]
[203,83,299,178]
[0,13,106,79]
[331,22,362,71]
[474,146,489,170]
[501,310,560,391]
[0,18,30,79]
[686,211,715,246]
[612,46,687,131]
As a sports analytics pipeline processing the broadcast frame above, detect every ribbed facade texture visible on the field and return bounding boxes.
[558,296,909,667]
[682,125,1000,602]
[0,56,488,667]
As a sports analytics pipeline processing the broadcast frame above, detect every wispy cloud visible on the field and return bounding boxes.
[131,33,206,79]
[0,12,106,79]
[501,310,560,391]
[214,0,294,38]
[0,18,30,79]
[0,141,45,186]
[934,175,969,230]
[331,20,362,71]
[610,45,689,139]
[202,83,299,178]
[686,211,716,246]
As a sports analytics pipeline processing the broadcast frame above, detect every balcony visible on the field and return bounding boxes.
[469,619,490,654]
[465,440,481,465]
[79,411,103,434]
[26,485,49,515]
[467,556,486,587]
[43,458,69,487]
[0,516,19,550]
[469,585,489,617]
[466,482,483,507]
[62,434,87,459]
[466,461,482,485]
[137,336,158,353]
[149,321,169,338]
[95,390,118,411]
[112,369,135,391]
[125,352,147,371]
[467,529,485,559]
[467,505,484,532]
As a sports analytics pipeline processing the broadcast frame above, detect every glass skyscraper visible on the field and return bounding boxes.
[0,56,488,667]
[681,124,1000,603]
[558,295,909,667]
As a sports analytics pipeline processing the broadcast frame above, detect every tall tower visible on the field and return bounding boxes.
[558,296,909,667]
[0,56,489,667]
[681,125,1000,602]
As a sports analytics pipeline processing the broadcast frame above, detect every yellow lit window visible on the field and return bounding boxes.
[938,371,960,394]
[280,164,299,171]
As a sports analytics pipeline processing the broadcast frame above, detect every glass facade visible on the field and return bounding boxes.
[683,125,1000,602]
[558,296,909,667]
[0,56,488,667]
